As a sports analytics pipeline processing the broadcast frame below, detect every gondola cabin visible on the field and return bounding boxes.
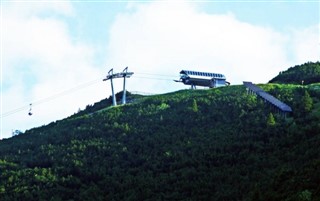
[177,70,229,89]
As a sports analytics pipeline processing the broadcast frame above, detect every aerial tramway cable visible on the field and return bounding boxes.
[135,72,176,78]
[134,72,176,81]
[133,76,175,81]
[1,72,178,119]
[1,78,102,118]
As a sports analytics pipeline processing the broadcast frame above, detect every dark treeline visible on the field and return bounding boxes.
[0,82,319,201]
[269,61,320,85]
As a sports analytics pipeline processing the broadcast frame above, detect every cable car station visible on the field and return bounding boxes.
[175,70,229,89]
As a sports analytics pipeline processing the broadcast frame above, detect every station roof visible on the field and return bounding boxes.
[243,81,292,112]
[180,70,226,79]
[258,91,293,112]
[243,81,264,93]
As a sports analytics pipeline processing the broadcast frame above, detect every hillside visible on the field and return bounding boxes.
[269,61,320,85]
[0,83,320,201]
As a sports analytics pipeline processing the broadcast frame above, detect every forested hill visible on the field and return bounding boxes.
[269,61,320,85]
[1,83,320,201]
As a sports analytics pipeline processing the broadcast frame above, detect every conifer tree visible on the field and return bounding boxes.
[192,99,198,113]
[302,91,313,113]
[267,113,276,127]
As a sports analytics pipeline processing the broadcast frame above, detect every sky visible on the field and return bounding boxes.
[1,0,319,139]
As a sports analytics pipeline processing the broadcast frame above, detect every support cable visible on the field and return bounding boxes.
[1,78,102,118]
[1,71,179,118]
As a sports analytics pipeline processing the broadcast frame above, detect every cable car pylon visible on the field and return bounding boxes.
[122,67,129,104]
[103,67,134,106]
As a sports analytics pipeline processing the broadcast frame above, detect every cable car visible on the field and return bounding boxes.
[28,104,33,116]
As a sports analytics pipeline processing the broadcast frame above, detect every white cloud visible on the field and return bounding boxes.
[1,2,106,139]
[4,1,75,19]
[106,1,319,93]
[290,25,320,63]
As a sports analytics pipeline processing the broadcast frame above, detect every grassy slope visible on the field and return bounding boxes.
[0,84,319,201]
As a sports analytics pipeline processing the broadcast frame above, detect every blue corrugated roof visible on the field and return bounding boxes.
[181,70,226,79]
[243,81,264,93]
[243,81,292,112]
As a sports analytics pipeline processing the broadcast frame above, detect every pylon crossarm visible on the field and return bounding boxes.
[104,72,133,81]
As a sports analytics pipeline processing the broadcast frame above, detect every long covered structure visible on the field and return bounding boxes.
[176,70,229,89]
[243,81,292,114]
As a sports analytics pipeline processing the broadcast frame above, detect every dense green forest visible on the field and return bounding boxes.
[0,78,320,200]
[269,61,320,85]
